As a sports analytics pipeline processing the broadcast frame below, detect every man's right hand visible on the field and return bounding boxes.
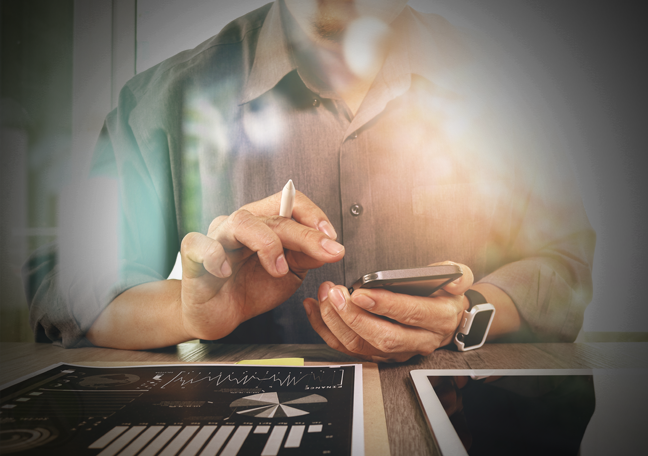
[178,190,344,341]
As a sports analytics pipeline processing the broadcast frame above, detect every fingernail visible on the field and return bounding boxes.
[303,300,312,316]
[276,254,289,275]
[319,283,332,302]
[321,238,344,255]
[330,288,346,311]
[220,260,232,277]
[352,293,375,309]
[318,221,337,240]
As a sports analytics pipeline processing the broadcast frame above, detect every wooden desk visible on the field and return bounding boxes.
[2,342,647,455]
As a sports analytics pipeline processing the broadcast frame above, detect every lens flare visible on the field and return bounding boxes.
[182,88,233,233]
[183,91,230,155]
[243,98,285,149]
[343,16,391,79]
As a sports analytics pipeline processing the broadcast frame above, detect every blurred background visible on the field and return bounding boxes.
[1,0,646,343]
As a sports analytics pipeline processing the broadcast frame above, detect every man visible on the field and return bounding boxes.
[26,0,595,362]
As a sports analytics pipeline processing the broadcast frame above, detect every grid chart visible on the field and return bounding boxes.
[0,364,357,455]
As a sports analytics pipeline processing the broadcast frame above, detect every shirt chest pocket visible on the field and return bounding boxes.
[410,181,507,268]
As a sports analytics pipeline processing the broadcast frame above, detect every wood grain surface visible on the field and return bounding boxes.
[2,342,647,455]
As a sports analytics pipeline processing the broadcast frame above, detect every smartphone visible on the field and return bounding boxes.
[348,264,463,297]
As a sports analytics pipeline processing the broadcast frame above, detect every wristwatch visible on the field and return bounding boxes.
[454,289,496,351]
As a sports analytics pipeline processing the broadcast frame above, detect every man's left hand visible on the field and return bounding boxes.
[303,262,474,362]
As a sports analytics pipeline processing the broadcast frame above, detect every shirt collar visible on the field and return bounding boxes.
[381,7,470,97]
[239,2,296,105]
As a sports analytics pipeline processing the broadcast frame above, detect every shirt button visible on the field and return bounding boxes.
[312,98,320,107]
[350,132,358,139]
[350,203,363,216]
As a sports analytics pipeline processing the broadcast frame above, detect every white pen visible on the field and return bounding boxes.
[279,179,296,218]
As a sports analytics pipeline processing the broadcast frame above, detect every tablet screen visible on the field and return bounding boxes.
[425,374,594,455]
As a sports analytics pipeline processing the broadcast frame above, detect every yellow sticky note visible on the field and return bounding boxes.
[236,358,304,366]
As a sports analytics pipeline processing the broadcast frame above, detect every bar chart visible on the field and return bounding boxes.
[85,422,329,456]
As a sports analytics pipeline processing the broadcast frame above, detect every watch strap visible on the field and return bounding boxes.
[464,289,487,310]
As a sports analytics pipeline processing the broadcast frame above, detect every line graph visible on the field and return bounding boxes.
[159,368,344,390]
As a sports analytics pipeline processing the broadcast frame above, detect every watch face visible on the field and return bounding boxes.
[463,309,494,348]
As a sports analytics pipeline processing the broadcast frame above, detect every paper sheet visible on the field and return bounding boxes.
[0,362,367,455]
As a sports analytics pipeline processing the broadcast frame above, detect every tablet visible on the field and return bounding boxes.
[410,368,647,456]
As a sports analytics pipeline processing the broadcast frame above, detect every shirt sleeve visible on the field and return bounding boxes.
[479,146,596,342]
[24,82,180,347]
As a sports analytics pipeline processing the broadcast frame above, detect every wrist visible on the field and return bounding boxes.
[469,282,522,340]
[162,279,198,343]
[464,289,488,310]
[179,279,242,341]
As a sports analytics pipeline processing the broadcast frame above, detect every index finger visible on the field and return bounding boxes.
[291,191,337,240]
[243,190,338,240]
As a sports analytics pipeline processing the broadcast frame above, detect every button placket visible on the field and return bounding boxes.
[339,130,376,285]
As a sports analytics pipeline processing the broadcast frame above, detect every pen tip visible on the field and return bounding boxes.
[284,179,295,191]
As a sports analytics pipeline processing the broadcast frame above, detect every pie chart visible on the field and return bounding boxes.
[230,392,327,418]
